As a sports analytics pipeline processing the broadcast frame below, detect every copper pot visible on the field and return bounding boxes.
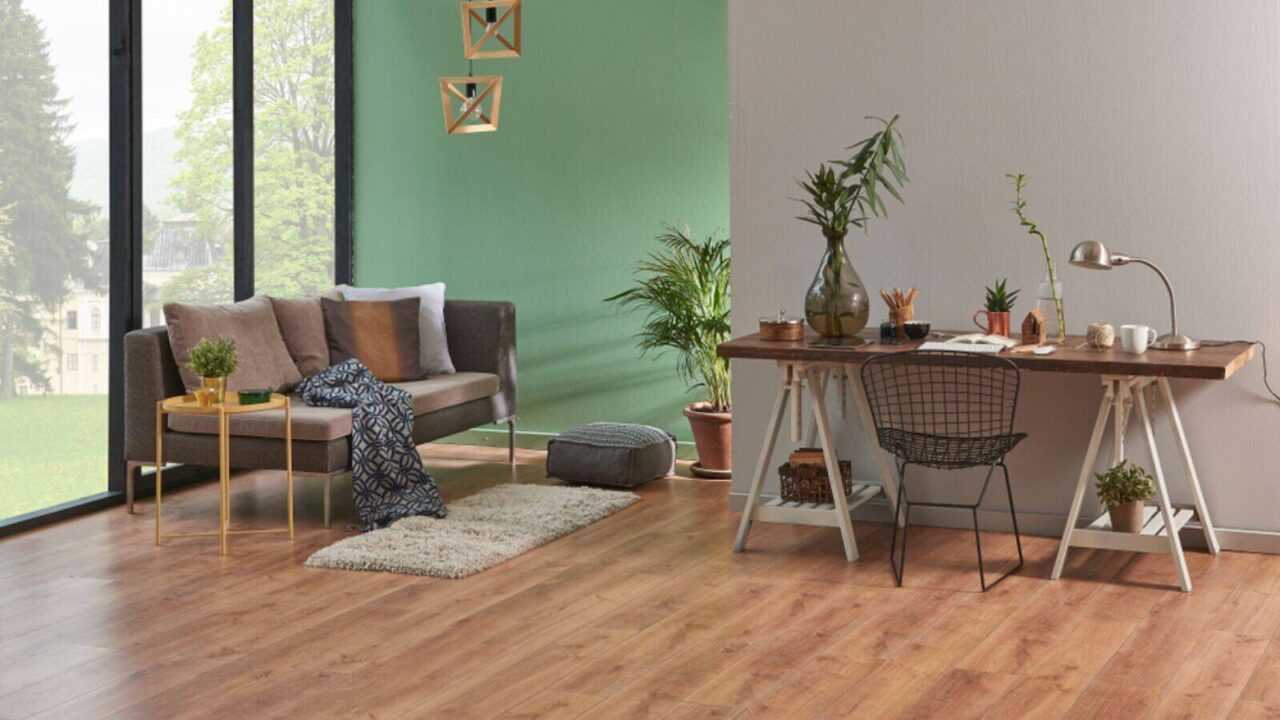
[973,310,1011,337]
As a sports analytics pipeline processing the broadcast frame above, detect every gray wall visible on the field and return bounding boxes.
[728,0,1280,536]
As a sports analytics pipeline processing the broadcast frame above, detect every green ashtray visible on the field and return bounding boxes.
[238,389,272,405]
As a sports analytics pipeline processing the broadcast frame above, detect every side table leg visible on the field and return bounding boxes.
[733,367,792,553]
[1052,380,1116,580]
[1159,378,1219,554]
[220,409,229,556]
[155,403,164,546]
[286,397,294,539]
[803,368,831,447]
[1137,385,1192,592]
[847,364,900,523]
[808,367,858,562]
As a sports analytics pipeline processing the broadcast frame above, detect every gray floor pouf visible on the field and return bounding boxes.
[546,422,676,488]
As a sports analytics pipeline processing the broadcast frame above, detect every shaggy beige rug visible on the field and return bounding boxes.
[304,484,641,578]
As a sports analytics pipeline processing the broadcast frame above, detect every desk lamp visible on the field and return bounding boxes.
[1068,241,1199,351]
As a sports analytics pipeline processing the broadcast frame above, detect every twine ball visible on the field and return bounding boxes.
[1087,323,1115,349]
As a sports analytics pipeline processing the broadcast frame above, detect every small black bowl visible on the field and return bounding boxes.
[903,321,931,340]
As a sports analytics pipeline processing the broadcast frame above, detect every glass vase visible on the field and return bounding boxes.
[1037,272,1067,343]
[804,237,869,338]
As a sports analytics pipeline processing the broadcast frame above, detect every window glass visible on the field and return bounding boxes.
[1,0,110,519]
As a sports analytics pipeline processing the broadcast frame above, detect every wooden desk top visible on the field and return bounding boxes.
[717,332,1255,381]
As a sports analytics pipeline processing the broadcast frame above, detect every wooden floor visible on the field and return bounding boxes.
[4,446,1280,719]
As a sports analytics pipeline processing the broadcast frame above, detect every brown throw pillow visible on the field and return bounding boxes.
[321,297,422,382]
[269,296,329,378]
[164,295,303,392]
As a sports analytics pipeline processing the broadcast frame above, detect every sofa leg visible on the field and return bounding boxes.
[125,461,142,514]
[323,473,332,529]
[507,419,516,465]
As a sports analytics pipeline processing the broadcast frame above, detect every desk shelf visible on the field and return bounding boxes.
[750,481,883,528]
[1066,505,1196,554]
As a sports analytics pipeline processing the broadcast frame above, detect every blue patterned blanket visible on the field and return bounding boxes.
[297,359,447,528]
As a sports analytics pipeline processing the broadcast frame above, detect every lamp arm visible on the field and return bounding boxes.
[1128,257,1178,336]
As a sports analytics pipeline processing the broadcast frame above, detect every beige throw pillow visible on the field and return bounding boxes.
[164,295,303,392]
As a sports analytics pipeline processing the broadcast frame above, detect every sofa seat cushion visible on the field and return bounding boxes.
[169,403,353,442]
[165,372,500,441]
[393,372,500,415]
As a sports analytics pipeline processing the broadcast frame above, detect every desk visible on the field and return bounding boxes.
[718,333,1254,590]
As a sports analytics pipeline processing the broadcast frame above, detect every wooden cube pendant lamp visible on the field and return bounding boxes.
[460,0,522,60]
[439,75,503,134]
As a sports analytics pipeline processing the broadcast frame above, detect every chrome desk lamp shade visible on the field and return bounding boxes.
[1068,241,1199,351]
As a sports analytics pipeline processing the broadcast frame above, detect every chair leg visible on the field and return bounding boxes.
[888,465,911,587]
[972,462,1024,592]
[507,419,516,465]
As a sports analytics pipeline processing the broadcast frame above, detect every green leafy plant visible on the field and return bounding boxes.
[606,227,731,413]
[796,115,909,241]
[983,279,1019,313]
[1095,460,1156,507]
[1008,173,1066,341]
[188,337,239,378]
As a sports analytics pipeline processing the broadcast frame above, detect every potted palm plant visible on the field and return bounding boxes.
[188,337,238,404]
[607,227,732,477]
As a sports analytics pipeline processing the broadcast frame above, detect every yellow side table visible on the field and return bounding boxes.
[155,393,293,555]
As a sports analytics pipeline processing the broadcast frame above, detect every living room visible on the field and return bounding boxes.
[4,1,1280,718]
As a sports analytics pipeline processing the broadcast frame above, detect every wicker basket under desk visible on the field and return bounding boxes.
[779,450,853,504]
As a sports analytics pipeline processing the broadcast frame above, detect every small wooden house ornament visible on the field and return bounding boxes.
[1021,308,1047,345]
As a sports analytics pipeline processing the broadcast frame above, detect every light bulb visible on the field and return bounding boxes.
[458,83,481,121]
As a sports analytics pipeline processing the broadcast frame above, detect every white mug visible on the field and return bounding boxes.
[1120,324,1158,354]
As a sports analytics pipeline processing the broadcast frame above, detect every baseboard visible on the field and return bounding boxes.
[438,426,699,460]
[727,491,1280,555]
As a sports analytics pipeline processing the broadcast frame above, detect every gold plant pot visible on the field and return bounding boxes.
[200,376,228,405]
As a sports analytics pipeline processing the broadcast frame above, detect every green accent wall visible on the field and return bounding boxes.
[353,0,729,442]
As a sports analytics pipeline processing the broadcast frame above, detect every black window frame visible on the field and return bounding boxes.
[0,0,355,537]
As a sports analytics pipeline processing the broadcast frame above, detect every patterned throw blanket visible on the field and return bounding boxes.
[297,359,447,528]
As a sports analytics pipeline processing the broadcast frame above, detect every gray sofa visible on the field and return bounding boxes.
[123,300,516,527]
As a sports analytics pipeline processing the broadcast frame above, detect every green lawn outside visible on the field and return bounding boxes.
[0,395,108,521]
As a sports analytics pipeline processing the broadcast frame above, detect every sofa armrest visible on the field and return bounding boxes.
[444,300,516,421]
[124,326,186,462]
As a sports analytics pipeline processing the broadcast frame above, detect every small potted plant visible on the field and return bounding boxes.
[975,279,1019,337]
[607,227,731,477]
[188,337,239,404]
[1095,460,1156,533]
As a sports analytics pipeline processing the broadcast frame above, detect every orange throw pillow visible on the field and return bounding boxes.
[321,298,423,382]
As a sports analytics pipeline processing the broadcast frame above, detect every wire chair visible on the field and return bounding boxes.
[860,350,1026,591]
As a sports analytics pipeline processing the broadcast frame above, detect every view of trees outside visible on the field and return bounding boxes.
[1,0,335,520]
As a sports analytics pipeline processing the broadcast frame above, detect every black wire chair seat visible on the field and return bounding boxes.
[876,428,1027,470]
[860,350,1026,592]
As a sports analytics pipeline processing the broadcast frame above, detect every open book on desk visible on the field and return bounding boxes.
[918,333,1018,353]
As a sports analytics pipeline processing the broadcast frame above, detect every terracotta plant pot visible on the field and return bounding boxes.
[1108,500,1145,533]
[684,404,732,478]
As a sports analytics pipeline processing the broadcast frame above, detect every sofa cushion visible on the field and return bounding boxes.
[269,296,329,378]
[394,372,500,415]
[168,403,353,442]
[321,297,422,382]
[164,295,303,393]
[165,372,500,441]
[339,283,456,376]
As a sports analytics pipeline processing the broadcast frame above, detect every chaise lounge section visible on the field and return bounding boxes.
[123,300,516,527]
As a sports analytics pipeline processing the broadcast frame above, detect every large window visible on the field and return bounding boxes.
[254,0,336,296]
[142,0,233,325]
[0,0,110,520]
[1,0,350,531]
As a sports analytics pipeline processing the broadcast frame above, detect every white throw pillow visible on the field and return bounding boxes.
[337,283,456,375]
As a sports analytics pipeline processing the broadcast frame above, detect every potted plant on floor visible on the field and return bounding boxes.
[188,337,239,404]
[607,227,732,478]
[1095,460,1156,533]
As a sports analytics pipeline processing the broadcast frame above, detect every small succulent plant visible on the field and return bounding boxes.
[983,278,1019,313]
